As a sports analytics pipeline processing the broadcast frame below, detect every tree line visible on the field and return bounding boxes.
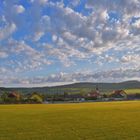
[0,91,43,104]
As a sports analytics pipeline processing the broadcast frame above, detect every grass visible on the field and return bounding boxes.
[0,101,140,140]
[125,89,140,94]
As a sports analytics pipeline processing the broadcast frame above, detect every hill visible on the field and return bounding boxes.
[0,80,140,94]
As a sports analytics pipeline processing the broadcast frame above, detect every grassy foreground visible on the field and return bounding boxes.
[0,101,140,140]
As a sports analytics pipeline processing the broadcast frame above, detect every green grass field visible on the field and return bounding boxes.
[125,89,140,94]
[0,101,140,140]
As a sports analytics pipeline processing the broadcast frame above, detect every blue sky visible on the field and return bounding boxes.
[0,0,140,87]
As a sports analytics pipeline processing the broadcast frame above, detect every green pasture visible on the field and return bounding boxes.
[0,101,140,140]
[125,89,140,94]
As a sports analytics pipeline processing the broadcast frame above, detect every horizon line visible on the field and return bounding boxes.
[0,80,139,88]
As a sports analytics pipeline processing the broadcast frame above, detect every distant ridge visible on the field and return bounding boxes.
[0,80,140,94]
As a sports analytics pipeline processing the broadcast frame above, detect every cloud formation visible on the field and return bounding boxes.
[0,0,140,86]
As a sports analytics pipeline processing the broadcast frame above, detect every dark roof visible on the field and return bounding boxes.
[87,91,100,97]
[112,90,126,94]
[8,92,18,98]
[110,90,127,98]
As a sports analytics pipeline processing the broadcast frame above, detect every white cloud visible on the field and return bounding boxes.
[38,0,48,5]
[132,19,140,28]
[0,22,16,40]
[0,51,8,58]
[121,54,140,63]
[0,0,140,86]
[0,39,51,73]
[30,0,48,5]
[1,68,139,87]
[33,31,44,41]
[52,35,58,42]
[98,10,109,21]
[13,5,25,14]
[69,0,80,7]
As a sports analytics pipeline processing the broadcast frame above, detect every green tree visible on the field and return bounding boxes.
[29,92,43,103]
[1,92,9,103]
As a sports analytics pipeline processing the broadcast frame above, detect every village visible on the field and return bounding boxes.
[0,86,139,104]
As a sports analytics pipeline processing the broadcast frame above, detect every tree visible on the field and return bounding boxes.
[29,92,43,103]
[1,92,9,103]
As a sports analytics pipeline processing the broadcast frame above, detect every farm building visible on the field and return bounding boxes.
[8,92,21,101]
[110,90,127,100]
[87,86,102,100]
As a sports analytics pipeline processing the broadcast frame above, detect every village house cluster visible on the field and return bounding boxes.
[0,91,43,104]
[0,86,133,104]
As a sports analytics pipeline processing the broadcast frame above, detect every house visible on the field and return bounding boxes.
[67,94,85,102]
[86,86,102,100]
[45,93,85,103]
[8,91,21,101]
[110,90,127,100]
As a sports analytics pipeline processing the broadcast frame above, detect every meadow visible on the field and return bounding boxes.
[0,101,140,140]
[125,89,140,94]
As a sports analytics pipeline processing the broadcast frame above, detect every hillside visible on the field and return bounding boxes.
[0,80,140,94]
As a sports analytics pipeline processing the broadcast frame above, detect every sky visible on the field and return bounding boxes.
[0,0,140,87]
